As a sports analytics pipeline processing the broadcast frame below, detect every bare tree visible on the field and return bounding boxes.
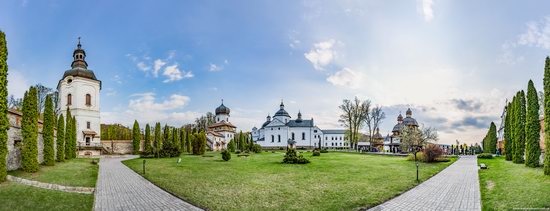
[339,97,370,150]
[8,95,22,111]
[34,84,54,113]
[365,105,385,145]
[194,112,216,132]
[400,125,439,153]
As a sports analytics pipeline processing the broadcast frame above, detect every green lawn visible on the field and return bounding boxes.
[478,157,550,210]
[124,151,455,210]
[0,182,94,211]
[8,158,99,187]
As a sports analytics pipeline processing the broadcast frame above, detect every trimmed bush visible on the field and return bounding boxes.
[56,114,65,162]
[312,150,320,156]
[477,153,493,159]
[407,152,424,161]
[320,149,328,153]
[422,144,443,163]
[221,150,231,161]
[0,31,8,182]
[42,95,55,166]
[525,80,541,168]
[21,87,39,172]
[251,144,262,153]
[283,148,310,164]
[132,120,140,154]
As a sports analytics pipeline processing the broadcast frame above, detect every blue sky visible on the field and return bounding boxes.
[1,0,550,144]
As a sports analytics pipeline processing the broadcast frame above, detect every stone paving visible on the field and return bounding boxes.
[7,175,95,194]
[94,155,202,211]
[369,156,481,211]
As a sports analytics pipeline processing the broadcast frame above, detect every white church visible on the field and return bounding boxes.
[57,39,102,156]
[252,101,349,149]
[206,101,236,151]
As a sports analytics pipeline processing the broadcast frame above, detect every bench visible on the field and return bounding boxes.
[480,163,488,169]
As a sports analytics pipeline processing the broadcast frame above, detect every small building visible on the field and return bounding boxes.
[384,108,419,153]
[206,101,236,151]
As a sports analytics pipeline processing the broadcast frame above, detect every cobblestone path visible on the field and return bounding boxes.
[369,156,481,211]
[94,155,202,211]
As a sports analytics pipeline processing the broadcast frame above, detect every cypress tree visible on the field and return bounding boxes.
[228,139,235,152]
[71,116,76,157]
[65,109,72,159]
[525,80,541,167]
[132,120,140,154]
[504,102,513,160]
[56,114,65,162]
[154,122,161,158]
[514,91,527,163]
[486,122,497,154]
[42,95,55,166]
[21,87,39,172]
[144,123,152,155]
[0,31,8,182]
[544,56,550,175]
[179,127,186,153]
[173,127,180,154]
[187,129,193,153]
[199,131,206,155]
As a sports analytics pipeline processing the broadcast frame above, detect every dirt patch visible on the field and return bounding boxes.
[486,180,495,190]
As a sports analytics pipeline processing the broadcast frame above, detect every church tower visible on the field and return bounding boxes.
[57,38,101,149]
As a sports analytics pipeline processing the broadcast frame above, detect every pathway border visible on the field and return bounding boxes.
[7,175,95,194]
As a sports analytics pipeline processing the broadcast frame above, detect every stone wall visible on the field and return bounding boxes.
[101,140,144,155]
[6,110,57,171]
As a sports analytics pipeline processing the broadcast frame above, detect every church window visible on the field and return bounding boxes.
[278,127,280,130]
[302,132,305,140]
[85,94,91,106]
[86,121,90,129]
[325,143,327,146]
[331,143,334,146]
[325,137,327,140]
[291,133,295,140]
[340,143,342,146]
[67,94,72,105]
[314,130,317,133]
[271,135,274,142]
[278,135,281,142]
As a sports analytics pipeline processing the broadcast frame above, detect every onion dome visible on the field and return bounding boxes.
[215,100,230,115]
[373,128,383,139]
[296,111,303,122]
[392,123,403,132]
[274,100,291,118]
[62,38,98,81]
[402,108,418,126]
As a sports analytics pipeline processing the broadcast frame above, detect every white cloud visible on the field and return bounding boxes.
[153,59,167,77]
[112,75,123,84]
[137,62,150,72]
[105,88,117,96]
[517,16,550,49]
[418,0,434,22]
[8,70,29,98]
[129,92,190,111]
[326,68,364,89]
[209,63,223,72]
[304,39,336,70]
[162,64,193,83]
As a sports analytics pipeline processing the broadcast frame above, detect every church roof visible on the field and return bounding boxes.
[208,121,236,128]
[63,67,98,81]
[287,119,314,127]
[403,117,418,126]
[392,123,403,132]
[215,101,230,115]
[274,108,291,118]
[261,120,271,128]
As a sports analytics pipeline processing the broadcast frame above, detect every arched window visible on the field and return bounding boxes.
[291,133,295,140]
[85,94,91,106]
[278,135,281,142]
[271,135,274,142]
[302,132,305,140]
[67,94,72,105]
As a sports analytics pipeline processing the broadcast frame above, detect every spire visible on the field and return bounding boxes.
[280,99,284,109]
[397,113,403,123]
[77,37,82,49]
[266,113,271,121]
[296,110,302,122]
[406,108,412,117]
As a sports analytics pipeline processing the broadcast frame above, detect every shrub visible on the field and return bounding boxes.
[283,148,310,164]
[235,150,241,154]
[312,150,320,156]
[42,95,55,166]
[56,114,65,162]
[279,147,284,150]
[320,149,328,153]
[407,152,424,161]
[422,144,443,163]
[477,153,493,159]
[21,87,39,172]
[435,157,450,162]
[252,144,262,153]
[221,150,231,161]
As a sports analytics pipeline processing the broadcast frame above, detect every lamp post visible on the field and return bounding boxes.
[413,145,420,182]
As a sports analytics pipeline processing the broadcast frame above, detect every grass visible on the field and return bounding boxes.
[8,158,99,187]
[124,151,455,210]
[478,157,550,210]
[0,182,94,211]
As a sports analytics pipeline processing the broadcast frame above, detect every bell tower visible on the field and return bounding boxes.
[57,38,102,154]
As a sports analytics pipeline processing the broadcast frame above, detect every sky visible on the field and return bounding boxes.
[1,0,550,145]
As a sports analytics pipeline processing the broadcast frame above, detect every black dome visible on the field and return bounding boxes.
[215,103,230,115]
[403,117,418,126]
[63,68,98,81]
[274,108,290,118]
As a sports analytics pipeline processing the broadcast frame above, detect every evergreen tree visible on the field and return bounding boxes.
[504,102,512,160]
[199,131,206,155]
[0,31,9,182]
[56,114,65,162]
[513,91,527,163]
[186,130,193,153]
[543,56,550,175]
[485,122,497,154]
[132,120,140,154]
[21,87,39,172]
[154,122,162,158]
[525,80,541,167]
[228,139,235,152]
[65,109,72,159]
[42,95,55,166]
[144,123,152,155]
[173,127,181,154]
[71,116,76,157]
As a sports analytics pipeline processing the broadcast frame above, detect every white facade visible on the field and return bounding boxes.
[206,101,236,151]
[252,102,348,148]
[57,41,101,147]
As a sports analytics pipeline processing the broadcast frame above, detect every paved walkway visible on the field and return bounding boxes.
[94,155,202,211]
[369,156,481,211]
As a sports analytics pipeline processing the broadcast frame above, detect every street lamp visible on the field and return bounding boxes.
[413,144,421,182]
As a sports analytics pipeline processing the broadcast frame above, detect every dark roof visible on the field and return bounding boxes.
[273,108,291,118]
[403,117,418,126]
[215,103,230,115]
[392,123,403,132]
[373,131,384,139]
[62,67,98,81]
[261,120,271,128]
[322,129,347,134]
[208,121,236,128]
[286,120,313,127]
